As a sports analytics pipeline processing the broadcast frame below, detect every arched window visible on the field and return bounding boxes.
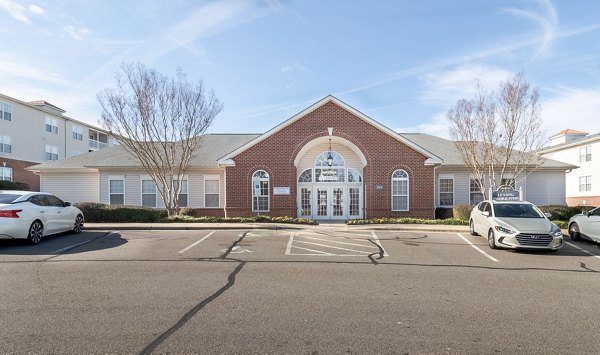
[298,169,312,183]
[392,170,409,211]
[314,151,345,183]
[347,168,362,183]
[252,170,269,212]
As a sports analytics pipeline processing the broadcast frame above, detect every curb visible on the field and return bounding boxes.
[84,223,470,233]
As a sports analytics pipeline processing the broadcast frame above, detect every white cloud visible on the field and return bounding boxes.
[0,56,67,84]
[541,88,600,136]
[0,0,31,24]
[64,25,90,40]
[29,4,43,15]
[395,112,451,139]
[503,0,558,58]
[419,65,511,107]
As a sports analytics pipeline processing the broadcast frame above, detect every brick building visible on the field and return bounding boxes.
[29,96,573,221]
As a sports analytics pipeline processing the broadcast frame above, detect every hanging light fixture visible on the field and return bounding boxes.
[327,137,334,167]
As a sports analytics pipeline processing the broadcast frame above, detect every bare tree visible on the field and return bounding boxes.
[97,62,223,216]
[447,72,545,200]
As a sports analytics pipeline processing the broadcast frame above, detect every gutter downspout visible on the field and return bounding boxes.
[223,168,228,218]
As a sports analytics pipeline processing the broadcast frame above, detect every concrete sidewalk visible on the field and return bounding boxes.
[85,222,470,233]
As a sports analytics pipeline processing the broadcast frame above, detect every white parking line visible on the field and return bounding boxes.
[456,233,499,262]
[178,231,215,254]
[299,235,381,249]
[564,241,600,259]
[294,240,374,254]
[371,231,389,257]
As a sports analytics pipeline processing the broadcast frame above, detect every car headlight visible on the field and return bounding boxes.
[494,225,516,234]
[550,225,563,238]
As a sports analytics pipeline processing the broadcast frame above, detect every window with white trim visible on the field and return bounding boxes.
[109,178,124,205]
[392,170,409,211]
[45,144,58,161]
[0,167,12,181]
[204,177,219,208]
[0,134,11,153]
[45,117,58,134]
[252,170,269,212]
[141,178,157,207]
[579,176,592,192]
[1,102,11,121]
[72,125,84,141]
[470,178,484,205]
[439,176,454,207]
[579,146,592,163]
[175,179,188,207]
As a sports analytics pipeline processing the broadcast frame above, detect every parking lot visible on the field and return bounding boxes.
[1,227,600,354]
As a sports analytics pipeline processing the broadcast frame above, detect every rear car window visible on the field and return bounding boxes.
[0,194,22,204]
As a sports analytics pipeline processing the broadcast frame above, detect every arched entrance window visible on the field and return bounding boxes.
[252,170,269,212]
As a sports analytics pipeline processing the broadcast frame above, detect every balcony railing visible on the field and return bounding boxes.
[89,140,108,150]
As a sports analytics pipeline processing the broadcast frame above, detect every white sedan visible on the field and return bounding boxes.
[568,207,600,243]
[469,200,563,251]
[0,191,84,245]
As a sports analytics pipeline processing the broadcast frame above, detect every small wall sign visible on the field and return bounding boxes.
[375,185,384,190]
[273,187,290,195]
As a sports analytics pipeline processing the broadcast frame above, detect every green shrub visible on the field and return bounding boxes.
[347,217,468,226]
[0,180,29,190]
[75,202,167,223]
[539,205,588,221]
[452,204,472,221]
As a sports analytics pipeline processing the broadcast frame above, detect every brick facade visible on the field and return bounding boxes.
[225,101,436,219]
[2,157,40,191]
[566,196,600,207]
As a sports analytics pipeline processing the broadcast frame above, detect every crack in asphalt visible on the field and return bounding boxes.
[139,232,249,355]
[367,239,385,265]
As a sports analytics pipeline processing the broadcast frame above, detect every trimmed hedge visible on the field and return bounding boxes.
[452,204,472,221]
[0,180,29,190]
[74,203,317,225]
[539,205,594,221]
[75,202,167,223]
[347,218,468,226]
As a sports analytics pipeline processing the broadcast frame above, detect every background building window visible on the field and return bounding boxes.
[0,167,12,181]
[500,178,515,189]
[72,125,84,141]
[45,117,58,134]
[579,146,592,163]
[0,134,11,153]
[470,179,484,205]
[579,176,592,192]
[439,177,454,207]
[141,179,157,207]
[109,178,124,205]
[1,102,11,121]
[392,170,409,211]
[45,145,58,160]
[252,170,269,212]
[204,177,219,208]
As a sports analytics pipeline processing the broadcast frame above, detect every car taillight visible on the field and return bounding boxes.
[0,210,22,218]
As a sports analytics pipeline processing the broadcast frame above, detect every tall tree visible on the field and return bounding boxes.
[447,72,545,200]
[97,62,223,216]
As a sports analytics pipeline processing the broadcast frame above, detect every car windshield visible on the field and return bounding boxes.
[493,203,544,218]
[0,194,22,204]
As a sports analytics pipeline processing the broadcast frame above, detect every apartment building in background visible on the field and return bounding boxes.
[0,92,114,191]
[538,129,600,207]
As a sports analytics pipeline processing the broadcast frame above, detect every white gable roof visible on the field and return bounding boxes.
[217,95,443,166]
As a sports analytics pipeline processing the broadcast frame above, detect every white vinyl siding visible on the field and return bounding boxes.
[40,172,99,203]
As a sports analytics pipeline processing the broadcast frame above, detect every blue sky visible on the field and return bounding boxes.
[1,0,599,139]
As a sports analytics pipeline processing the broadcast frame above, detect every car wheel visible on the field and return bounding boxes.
[27,221,43,245]
[469,219,479,236]
[73,215,84,233]
[487,229,497,249]
[569,222,581,241]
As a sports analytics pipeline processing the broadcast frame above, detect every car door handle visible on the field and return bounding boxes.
[40,210,45,214]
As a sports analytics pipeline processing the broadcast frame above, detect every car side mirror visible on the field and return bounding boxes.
[482,211,490,217]
[64,202,71,207]
[544,212,553,219]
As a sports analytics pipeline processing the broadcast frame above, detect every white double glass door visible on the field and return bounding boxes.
[299,185,362,220]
